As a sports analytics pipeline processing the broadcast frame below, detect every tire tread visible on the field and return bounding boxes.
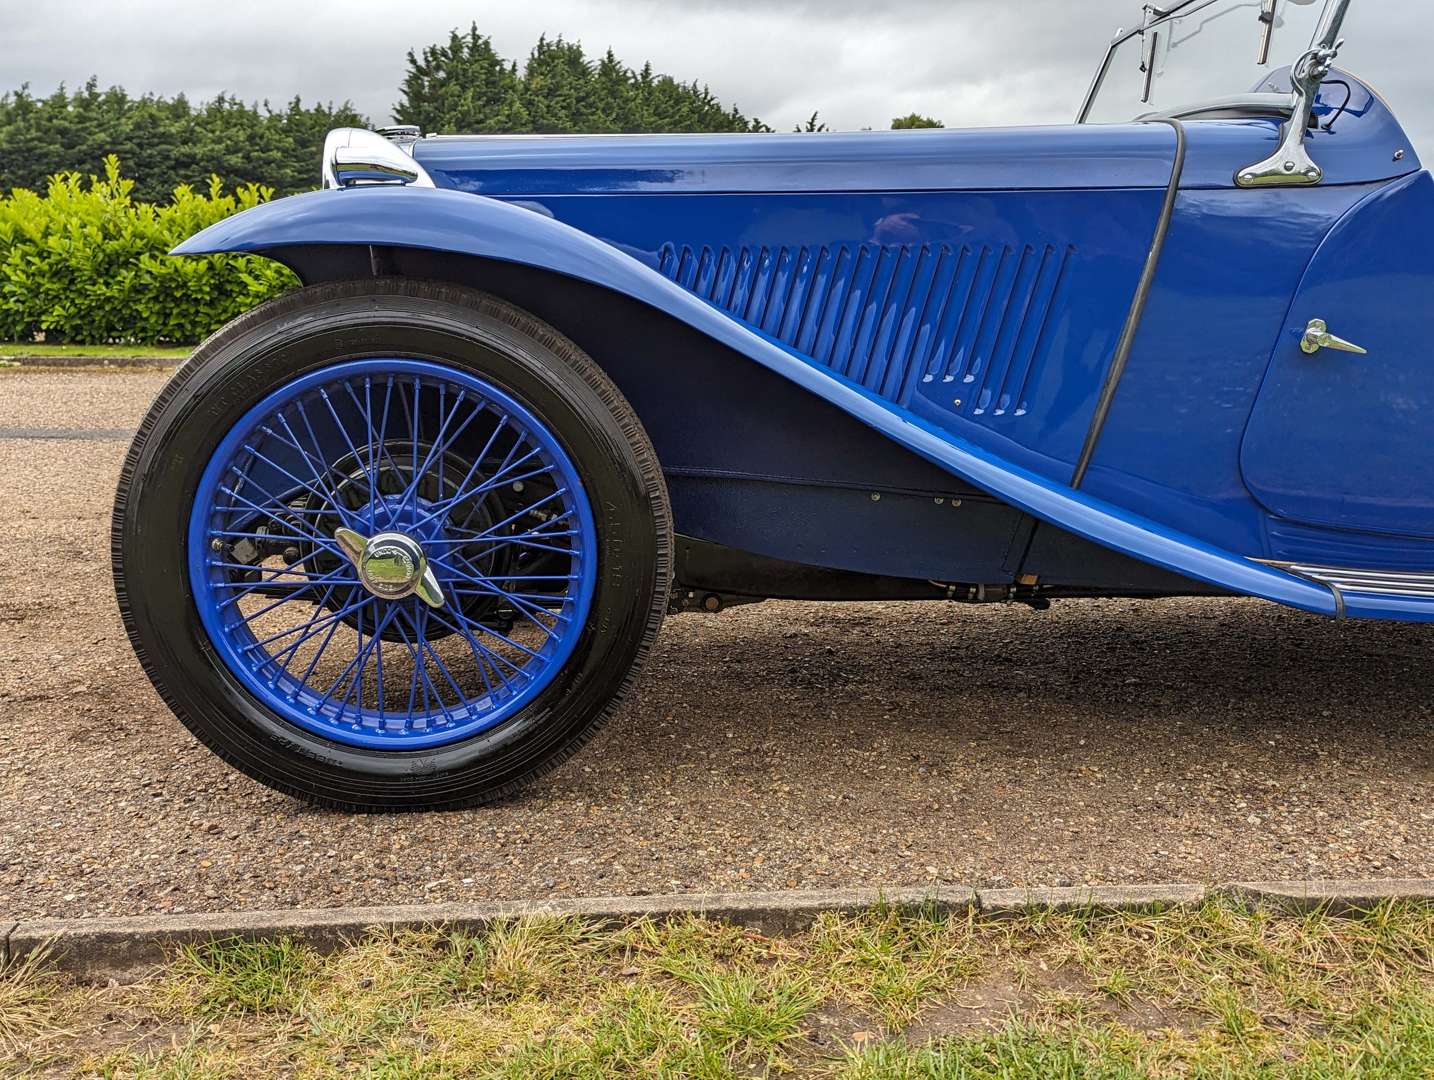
[112,278,671,811]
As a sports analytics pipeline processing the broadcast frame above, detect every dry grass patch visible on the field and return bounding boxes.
[12,897,1434,1079]
[1,942,71,1059]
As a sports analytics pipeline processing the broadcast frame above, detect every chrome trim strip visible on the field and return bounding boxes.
[1256,560,1434,597]
[1282,565,1434,584]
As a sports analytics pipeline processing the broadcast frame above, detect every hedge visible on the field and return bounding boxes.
[0,156,296,345]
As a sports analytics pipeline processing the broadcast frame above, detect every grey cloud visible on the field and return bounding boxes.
[0,0,1425,153]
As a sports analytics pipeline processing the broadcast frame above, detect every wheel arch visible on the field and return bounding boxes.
[174,188,1341,614]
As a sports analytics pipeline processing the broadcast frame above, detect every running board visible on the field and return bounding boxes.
[1258,561,1434,621]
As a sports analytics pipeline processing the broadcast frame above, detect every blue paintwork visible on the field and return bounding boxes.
[173,185,1339,615]
[188,357,598,749]
[1243,171,1434,539]
[414,109,1417,195]
[1078,182,1377,557]
[523,189,1162,482]
[173,68,1434,622]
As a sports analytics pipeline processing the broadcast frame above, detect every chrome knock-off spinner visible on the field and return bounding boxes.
[334,527,446,609]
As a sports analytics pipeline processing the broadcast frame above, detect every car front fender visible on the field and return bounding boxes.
[174,185,1342,617]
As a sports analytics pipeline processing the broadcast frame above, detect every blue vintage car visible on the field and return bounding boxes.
[113,0,1427,809]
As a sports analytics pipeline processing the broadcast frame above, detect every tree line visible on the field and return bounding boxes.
[0,81,366,203]
[395,29,770,135]
[0,27,945,201]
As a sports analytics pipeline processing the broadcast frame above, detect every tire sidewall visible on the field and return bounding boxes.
[117,283,666,806]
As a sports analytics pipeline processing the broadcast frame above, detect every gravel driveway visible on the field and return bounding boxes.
[2,368,1431,921]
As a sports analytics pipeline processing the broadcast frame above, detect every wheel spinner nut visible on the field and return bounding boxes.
[358,532,426,599]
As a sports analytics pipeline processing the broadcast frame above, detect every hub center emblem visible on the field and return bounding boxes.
[334,527,446,609]
[359,533,424,598]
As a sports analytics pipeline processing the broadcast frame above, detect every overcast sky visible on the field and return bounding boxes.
[2,0,1426,154]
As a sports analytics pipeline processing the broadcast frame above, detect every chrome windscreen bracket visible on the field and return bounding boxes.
[1237,0,1354,189]
[1236,39,1341,187]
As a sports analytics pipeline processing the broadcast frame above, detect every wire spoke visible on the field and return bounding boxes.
[253,582,345,680]
[432,604,532,679]
[434,554,570,633]
[231,575,352,625]
[413,607,469,714]
[340,379,388,519]
[271,412,355,527]
[452,534,582,560]
[294,399,364,518]
[240,594,373,653]
[315,604,395,720]
[396,387,481,509]
[218,481,345,560]
[409,428,537,530]
[240,440,352,526]
[195,364,593,748]
[458,488,568,544]
[390,612,427,723]
[318,387,376,512]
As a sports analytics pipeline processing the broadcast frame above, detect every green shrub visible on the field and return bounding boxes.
[0,156,296,345]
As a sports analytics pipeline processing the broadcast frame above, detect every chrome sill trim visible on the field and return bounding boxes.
[1256,559,1434,597]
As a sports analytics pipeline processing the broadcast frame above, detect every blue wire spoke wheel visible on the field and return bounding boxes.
[116,283,670,809]
[189,358,599,750]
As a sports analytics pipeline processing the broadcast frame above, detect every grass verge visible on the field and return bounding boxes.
[0,342,190,360]
[7,897,1434,1078]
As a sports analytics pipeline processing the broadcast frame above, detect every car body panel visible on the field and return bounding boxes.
[173,69,1434,621]
[1242,170,1434,541]
[501,187,1165,483]
[413,106,1418,195]
[173,185,1343,616]
[1080,181,1378,557]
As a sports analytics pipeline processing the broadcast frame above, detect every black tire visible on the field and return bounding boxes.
[112,279,671,810]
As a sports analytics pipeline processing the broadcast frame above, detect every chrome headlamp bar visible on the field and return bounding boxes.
[321,128,434,190]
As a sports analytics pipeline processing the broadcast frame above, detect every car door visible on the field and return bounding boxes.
[1241,170,1434,540]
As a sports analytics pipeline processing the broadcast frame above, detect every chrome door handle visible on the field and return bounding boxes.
[1300,318,1367,356]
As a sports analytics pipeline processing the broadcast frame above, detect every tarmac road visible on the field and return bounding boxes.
[1,367,1431,920]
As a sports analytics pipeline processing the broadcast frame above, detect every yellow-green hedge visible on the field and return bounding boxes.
[0,156,296,345]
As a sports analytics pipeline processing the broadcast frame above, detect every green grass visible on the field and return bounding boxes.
[11,898,1434,1078]
[163,935,319,1017]
[0,341,190,359]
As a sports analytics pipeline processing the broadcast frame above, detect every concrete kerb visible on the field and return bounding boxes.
[9,880,1434,982]
[6,887,977,982]
[1220,878,1434,915]
[975,882,1207,916]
